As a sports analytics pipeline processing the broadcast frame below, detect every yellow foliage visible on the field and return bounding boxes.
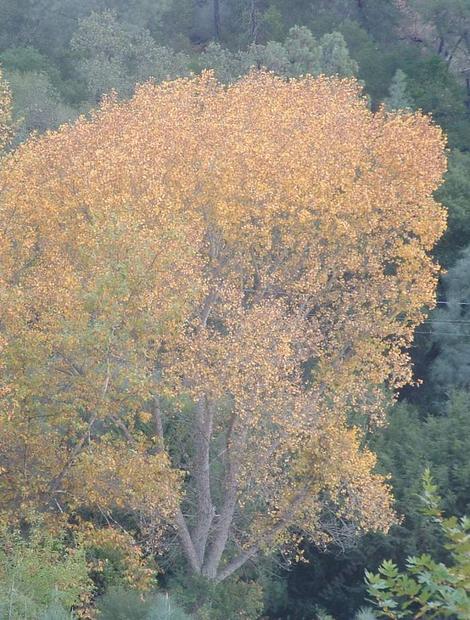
[83,526,157,592]
[0,72,446,576]
[0,67,12,152]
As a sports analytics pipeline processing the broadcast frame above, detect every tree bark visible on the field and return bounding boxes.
[175,509,202,574]
[250,0,258,44]
[191,397,215,565]
[202,427,247,577]
[213,0,221,40]
[214,488,309,582]
[438,35,445,56]
[446,34,464,70]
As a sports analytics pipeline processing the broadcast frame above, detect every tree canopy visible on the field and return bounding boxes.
[0,72,447,584]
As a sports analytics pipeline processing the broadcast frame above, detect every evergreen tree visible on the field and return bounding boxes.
[435,149,470,264]
[71,10,189,101]
[431,248,470,393]
[384,68,413,110]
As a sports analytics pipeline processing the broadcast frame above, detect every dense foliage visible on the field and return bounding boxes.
[366,471,470,619]
[1,1,470,617]
[0,521,92,618]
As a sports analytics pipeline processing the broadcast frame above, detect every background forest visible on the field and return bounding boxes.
[1,1,470,618]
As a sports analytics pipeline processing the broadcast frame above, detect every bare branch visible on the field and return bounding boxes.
[215,489,309,583]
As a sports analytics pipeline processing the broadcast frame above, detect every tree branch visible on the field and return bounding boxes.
[202,426,248,578]
[175,508,202,574]
[214,488,309,583]
[152,395,165,452]
[191,396,215,565]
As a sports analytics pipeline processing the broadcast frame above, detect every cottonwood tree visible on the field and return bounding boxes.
[0,72,446,581]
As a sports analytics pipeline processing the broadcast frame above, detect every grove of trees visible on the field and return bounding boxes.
[1,2,470,618]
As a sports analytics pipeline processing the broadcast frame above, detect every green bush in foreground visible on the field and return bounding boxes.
[0,521,91,619]
[96,586,191,619]
[366,469,470,619]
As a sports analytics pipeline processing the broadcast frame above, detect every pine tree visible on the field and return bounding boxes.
[385,69,414,111]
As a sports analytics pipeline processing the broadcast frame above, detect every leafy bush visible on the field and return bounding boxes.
[96,587,191,619]
[366,470,470,619]
[150,593,192,620]
[0,522,92,619]
[0,46,59,78]
[314,604,378,619]
[96,587,153,620]
[40,600,74,619]
[315,607,336,620]
[354,608,378,620]
[168,573,263,619]
[6,70,77,143]
[86,528,157,595]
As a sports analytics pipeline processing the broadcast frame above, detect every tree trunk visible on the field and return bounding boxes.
[446,34,464,70]
[191,397,215,566]
[202,428,246,577]
[214,0,221,40]
[250,0,258,44]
